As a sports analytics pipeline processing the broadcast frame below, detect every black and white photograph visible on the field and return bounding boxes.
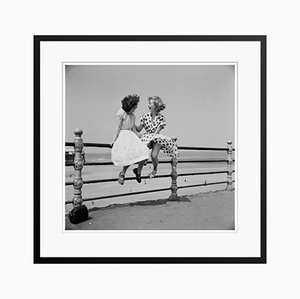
[34,35,265,262]
[5,0,300,298]
[64,63,236,231]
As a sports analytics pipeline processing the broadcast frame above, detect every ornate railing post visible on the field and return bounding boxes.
[168,156,179,201]
[73,129,84,207]
[226,140,233,191]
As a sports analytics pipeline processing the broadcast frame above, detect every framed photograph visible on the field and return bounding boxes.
[34,35,266,263]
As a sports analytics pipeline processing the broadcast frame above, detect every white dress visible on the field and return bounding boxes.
[111,108,150,166]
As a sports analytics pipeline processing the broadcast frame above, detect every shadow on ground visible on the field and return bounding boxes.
[65,190,235,230]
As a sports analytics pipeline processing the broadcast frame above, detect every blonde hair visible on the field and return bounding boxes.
[148,96,166,112]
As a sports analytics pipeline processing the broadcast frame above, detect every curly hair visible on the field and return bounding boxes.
[121,94,140,113]
[148,96,166,112]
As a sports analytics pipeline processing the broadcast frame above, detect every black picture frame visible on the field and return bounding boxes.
[34,35,266,264]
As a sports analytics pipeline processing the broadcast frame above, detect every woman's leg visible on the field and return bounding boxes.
[118,165,130,185]
[137,159,147,174]
[133,160,147,183]
[150,143,162,175]
[121,165,130,175]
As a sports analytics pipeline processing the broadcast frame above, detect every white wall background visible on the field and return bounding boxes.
[2,1,300,299]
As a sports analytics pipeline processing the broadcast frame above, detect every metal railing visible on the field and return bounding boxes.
[65,129,235,207]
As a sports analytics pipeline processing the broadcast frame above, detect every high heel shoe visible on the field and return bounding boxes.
[118,172,125,185]
[133,168,141,183]
[148,170,157,179]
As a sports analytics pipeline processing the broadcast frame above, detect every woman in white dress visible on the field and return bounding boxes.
[111,95,150,185]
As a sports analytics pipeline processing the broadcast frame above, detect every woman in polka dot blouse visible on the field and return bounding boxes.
[135,96,178,178]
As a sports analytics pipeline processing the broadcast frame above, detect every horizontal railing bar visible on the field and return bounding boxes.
[66,142,235,152]
[178,170,229,177]
[66,174,171,185]
[65,170,234,186]
[177,181,228,189]
[178,146,228,151]
[176,159,234,163]
[65,180,232,204]
[66,159,235,167]
[82,161,171,166]
[66,142,112,148]
[65,187,171,204]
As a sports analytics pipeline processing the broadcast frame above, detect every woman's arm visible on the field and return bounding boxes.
[135,114,145,132]
[135,123,144,132]
[132,125,140,135]
[154,118,166,134]
[111,117,123,145]
[154,125,163,134]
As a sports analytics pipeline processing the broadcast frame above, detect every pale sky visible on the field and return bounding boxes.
[65,65,235,148]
